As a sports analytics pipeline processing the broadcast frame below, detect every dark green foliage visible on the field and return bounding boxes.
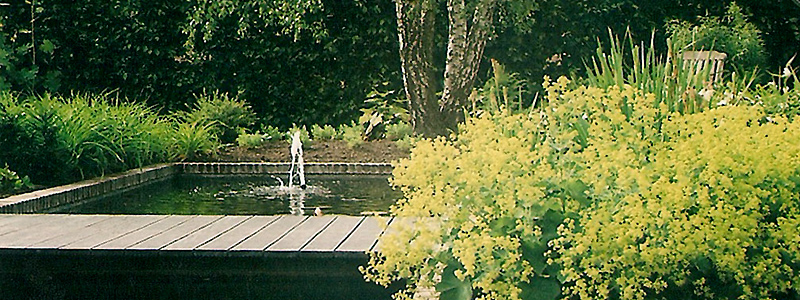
[38,0,193,109]
[0,1,61,93]
[182,0,401,128]
[668,3,767,75]
[0,93,69,185]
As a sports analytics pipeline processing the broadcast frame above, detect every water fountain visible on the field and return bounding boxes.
[288,131,306,189]
[247,131,325,216]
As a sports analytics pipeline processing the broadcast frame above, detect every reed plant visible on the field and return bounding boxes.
[584,30,758,115]
[50,93,174,179]
[0,92,196,185]
[171,121,219,161]
[470,59,528,116]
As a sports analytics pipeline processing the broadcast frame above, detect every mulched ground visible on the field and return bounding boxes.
[214,140,411,163]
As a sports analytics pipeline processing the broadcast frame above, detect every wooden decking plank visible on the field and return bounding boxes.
[0,215,108,248]
[231,216,306,251]
[60,215,169,249]
[93,215,196,250]
[27,215,121,249]
[0,214,58,236]
[127,215,222,250]
[162,216,251,250]
[196,215,280,251]
[0,214,28,229]
[0,215,399,253]
[267,215,337,251]
[301,216,363,252]
[336,216,391,252]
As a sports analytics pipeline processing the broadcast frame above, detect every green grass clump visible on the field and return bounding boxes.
[236,132,270,149]
[0,92,222,186]
[384,121,412,141]
[171,121,219,161]
[338,123,363,148]
[176,90,256,144]
[310,124,338,140]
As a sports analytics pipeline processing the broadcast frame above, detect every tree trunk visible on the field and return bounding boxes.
[440,0,494,131]
[395,0,497,138]
[395,0,447,138]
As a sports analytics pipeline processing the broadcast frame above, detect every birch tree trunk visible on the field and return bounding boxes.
[394,0,444,137]
[440,0,494,131]
[395,0,497,137]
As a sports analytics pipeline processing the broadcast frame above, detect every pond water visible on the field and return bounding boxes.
[51,174,402,216]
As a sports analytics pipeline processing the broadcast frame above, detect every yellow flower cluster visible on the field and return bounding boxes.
[365,76,800,300]
[555,91,800,299]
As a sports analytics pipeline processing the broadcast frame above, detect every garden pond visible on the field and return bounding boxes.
[48,174,402,216]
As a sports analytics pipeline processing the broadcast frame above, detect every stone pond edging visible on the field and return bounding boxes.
[0,162,394,214]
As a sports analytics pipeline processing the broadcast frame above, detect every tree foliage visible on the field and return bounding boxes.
[181,0,399,128]
[1,0,799,130]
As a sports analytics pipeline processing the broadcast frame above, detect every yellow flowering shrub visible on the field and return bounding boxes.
[555,104,800,300]
[362,112,558,300]
[364,76,800,300]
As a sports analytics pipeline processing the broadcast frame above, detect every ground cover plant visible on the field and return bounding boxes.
[0,165,31,197]
[364,39,800,299]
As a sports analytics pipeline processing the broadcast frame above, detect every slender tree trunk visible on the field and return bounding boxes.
[440,0,494,130]
[395,0,445,138]
[395,0,496,138]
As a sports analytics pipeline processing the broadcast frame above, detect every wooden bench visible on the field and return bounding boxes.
[682,50,727,83]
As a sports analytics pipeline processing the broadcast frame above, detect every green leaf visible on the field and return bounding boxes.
[521,239,548,274]
[520,275,561,300]
[490,216,515,236]
[572,118,590,148]
[436,264,472,300]
[563,179,590,207]
[522,209,563,274]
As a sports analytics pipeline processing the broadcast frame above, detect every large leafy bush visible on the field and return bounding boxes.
[176,91,256,145]
[667,2,767,75]
[365,76,800,300]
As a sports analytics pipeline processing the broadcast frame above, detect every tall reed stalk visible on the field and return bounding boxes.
[585,30,757,114]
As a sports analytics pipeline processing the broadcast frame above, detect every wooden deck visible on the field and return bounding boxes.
[0,214,394,257]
